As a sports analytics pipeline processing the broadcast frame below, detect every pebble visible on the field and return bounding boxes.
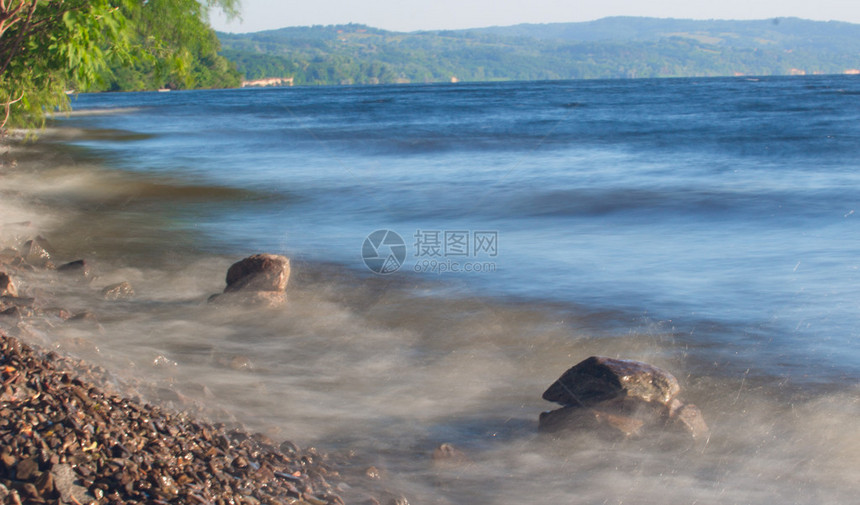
[0,333,354,505]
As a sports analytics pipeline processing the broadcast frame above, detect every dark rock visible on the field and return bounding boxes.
[542,356,681,407]
[0,306,24,318]
[224,254,290,293]
[0,272,17,297]
[34,471,54,495]
[58,259,91,279]
[101,281,134,301]
[540,357,707,440]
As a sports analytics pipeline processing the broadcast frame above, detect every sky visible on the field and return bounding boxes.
[210,0,860,33]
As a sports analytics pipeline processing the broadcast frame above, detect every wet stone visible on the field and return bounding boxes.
[540,357,707,441]
[20,237,54,269]
[101,281,134,301]
[224,254,291,293]
[0,272,17,297]
[543,356,681,407]
[57,259,91,279]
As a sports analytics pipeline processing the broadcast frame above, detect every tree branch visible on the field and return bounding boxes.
[1,89,24,129]
[0,0,37,76]
[0,1,33,40]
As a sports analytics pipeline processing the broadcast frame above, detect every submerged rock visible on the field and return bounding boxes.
[0,272,17,297]
[540,356,708,440]
[210,253,291,306]
[225,253,291,293]
[20,236,54,268]
[0,248,19,265]
[101,281,134,301]
[58,259,91,279]
[432,443,469,465]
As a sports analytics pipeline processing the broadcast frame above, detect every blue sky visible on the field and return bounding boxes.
[210,0,860,33]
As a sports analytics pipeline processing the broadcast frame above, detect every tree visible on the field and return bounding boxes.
[94,0,242,92]
[0,0,240,130]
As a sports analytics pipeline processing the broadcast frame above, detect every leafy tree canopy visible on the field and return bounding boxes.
[0,0,240,130]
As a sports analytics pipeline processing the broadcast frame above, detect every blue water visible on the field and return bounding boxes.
[61,76,860,380]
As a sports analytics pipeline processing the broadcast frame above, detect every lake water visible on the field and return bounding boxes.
[6,76,859,503]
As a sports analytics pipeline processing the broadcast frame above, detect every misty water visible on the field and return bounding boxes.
[2,76,859,503]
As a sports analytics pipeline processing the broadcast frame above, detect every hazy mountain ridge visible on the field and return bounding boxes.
[217,17,860,85]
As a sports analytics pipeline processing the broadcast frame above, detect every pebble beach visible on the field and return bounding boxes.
[0,136,393,505]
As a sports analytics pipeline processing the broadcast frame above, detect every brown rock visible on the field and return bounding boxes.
[224,254,290,293]
[15,456,40,480]
[101,281,134,301]
[540,358,707,440]
[542,356,681,407]
[0,272,17,297]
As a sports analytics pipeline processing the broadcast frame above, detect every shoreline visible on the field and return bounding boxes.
[6,110,860,504]
[0,137,396,505]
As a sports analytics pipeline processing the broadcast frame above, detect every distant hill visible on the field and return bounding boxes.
[217,17,860,85]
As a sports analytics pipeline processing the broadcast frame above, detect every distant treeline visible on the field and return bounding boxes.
[217,17,860,85]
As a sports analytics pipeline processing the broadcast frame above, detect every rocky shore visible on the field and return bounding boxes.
[0,332,345,505]
[0,138,391,505]
[2,132,715,505]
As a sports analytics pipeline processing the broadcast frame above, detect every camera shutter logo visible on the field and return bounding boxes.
[362,230,406,274]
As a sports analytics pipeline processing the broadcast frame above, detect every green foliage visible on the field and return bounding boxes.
[1,0,131,129]
[0,0,240,130]
[218,19,860,86]
[92,0,242,91]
